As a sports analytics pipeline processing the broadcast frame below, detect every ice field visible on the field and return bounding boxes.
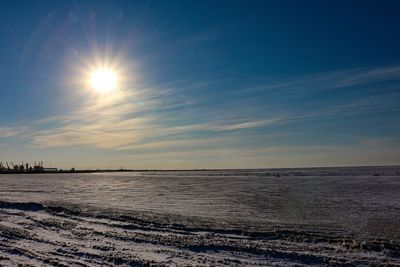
[1,167,400,266]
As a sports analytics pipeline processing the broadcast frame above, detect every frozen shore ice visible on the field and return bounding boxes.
[1,167,400,266]
[1,200,399,266]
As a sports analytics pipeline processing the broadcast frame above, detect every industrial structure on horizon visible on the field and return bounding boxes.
[0,162,132,174]
[0,161,57,173]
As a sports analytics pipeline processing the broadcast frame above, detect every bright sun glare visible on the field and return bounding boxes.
[89,69,117,93]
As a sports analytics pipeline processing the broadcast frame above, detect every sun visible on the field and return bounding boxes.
[89,68,117,93]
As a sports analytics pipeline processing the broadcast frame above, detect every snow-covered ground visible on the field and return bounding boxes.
[1,167,400,266]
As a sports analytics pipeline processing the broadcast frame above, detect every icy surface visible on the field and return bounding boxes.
[1,167,400,266]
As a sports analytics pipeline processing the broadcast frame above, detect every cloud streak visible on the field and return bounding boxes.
[1,64,400,167]
[0,127,20,138]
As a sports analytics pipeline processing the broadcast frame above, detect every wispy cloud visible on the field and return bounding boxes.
[332,66,400,88]
[0,127,20,138]
[236,65,400,96]
[121,136,400,168]
[2,65,400,158]
[3,85,282,150]
[207,118,282,131]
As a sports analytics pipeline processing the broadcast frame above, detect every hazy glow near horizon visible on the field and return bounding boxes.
[89,68,117,93]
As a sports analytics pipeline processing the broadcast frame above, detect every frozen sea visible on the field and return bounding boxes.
[1,166,400,266]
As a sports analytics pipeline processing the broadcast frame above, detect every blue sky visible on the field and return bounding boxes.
[0,0,400,169]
